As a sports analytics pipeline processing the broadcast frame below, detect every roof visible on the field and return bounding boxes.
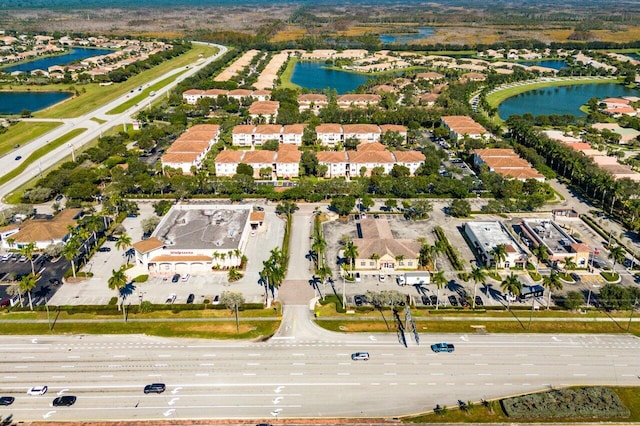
[254,124,282,135]
[215,150,244,163]
[249,101,279,115]
[298,94,328,102]
[416,71,444,80]
[348,150,395,164]
[228,89,252,96]
[342,124,381,134]
[473,148,518,158]
[317,151,348,163]
[250,211,265,222]
[392,150,426,162]
[442,116,488,135]
[162,152,199,164]
[133,237,165,254]
[338,94,381,103]
[283,124,307,134]
[10,208,82,244]
[482,157,531,169]
[380,124,407,134]
[276,146,301,163]
[183,89,204,95]
[203,89,227,96]
[493,168,544,180]
[357,142,386,152]
[354,238,421,260]
[166,141,210,153]
[242,150,276,164]
[151,255,212,262]
[177,131,217,142]
[316,123,343,134]
[232,124,255,134]
[189,124,220,133]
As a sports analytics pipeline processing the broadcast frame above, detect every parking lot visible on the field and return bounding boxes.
[0,253,69,307]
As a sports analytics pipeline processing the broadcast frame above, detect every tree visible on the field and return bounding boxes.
[44,242,64,259]
[330,195,356,216]
[115,233,133,262]
[500,273,523,310]
[542,271,563,309]
[564,291,585,311]
[20,273,37,311]
[19,242,37,276]
[275,201,298,215]
[108,266,128,313]
[390,164,410,178]
[490,244,508,271]
[311,230,327,268]
[344,241,359,275]
[141,217,160,235]
[220,291,245,332]
[152,200,173,216]
[407,199,433,220]
[449,199,471,218]
[236,163,254,177]
[532,244,549,271]
[563,256,577,271]
[228,267,243,282]
[608,245,626,272]
[62,238,80,278]
[365,290,406,330]
[384,198,398,211]
[598,283,629,311]
[360,195,374,211]
[470,266,487,309]
[83,215,103,248]
[431,270,447,310]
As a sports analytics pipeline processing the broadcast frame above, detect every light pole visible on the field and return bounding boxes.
[67,143,75,162]
[342,273,346,308]
[472,281,478,310]
[587,284,600,308]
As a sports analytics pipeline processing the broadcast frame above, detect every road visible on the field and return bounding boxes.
[0,42,228,207]
[0,333,638,422]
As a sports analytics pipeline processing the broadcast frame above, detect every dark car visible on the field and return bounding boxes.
[186,293,195,304]
[448,295,458,307]
[55,194,64,202]
[52,395,76,407]
[97,247,111,252]
[48,278,61,286]
[570,273,581,282]
[0,396,15,406]
[0,298,10,308]
[475,296,484,306]
[107,235,119,242]
[430,295,438,305]
[144,383,166,394]
[171,274,180,283]
[255,206,264,211]
[15,155,22,161]
[354,294,366,306]
[421,295,431,305]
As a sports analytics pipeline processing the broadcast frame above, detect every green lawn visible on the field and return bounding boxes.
[106,70,187,115]
[29,43,217,119]
[485,77,621,109]
[0,128,86,188]
[278,57,300,90]
[0,121,62,157]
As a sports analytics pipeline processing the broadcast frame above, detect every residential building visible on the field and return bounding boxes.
[297,94,328,114]
[232,124,255,147]
[391,150,426,175]
[464,221,528,268]
[316,123,344,147]
[282,124,306,145]
[317,151,349,178]
[472,148,544,182]
[214,150,243,177]
[342,124,381,143]
[253,124,282,146]
[441,115,489,141]
[348,149,395,177]
[248,100,279,122]
[161,124,220,174]
[242,150,277,179]
[275,145,301,179]
[337,94,380,109]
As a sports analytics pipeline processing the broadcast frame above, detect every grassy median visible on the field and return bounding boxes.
[0,121,62,157]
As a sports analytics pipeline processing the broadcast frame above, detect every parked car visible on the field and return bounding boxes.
[186,294,195,304]
[421,295,431,305]
[27,386,48,396]
[212,294,220,305]
[143,383,166,394]
[165,293,176,304]
[430,295,438,305]
[97,247,111,252]
[448,295,458,307]
[52,395,76,407]
[474,296,484,306]
[171,274,180,283]
[55,194,64,202]
[354,294,366,306]
[0,396,15,406]
[18,256,28,262]
[107,235,119,242]
[351,352,370,361]
[379,274,385,282]
[354,272,361,282]
[181,274,190,282]
[570,273,581,282]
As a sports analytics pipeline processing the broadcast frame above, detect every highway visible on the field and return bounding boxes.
[0,42,228,206]
[0,332,638,422]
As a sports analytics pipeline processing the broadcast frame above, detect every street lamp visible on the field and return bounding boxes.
[587,284,600,308]
[67,143,76,162]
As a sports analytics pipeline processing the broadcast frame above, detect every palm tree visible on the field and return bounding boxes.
[317,264,333,300]
[608,245,626,272]
[532,245,548,271]
[344,241,359,276]
[490,244,508,271]
[20,273,38,311]
[563,256,577,271]
[431,270,447,310]
[219,252,227,269]
[419,243,436,270]
[542,271,563,310]
[62,238,80,278]
[470,266,487,309]
[370,253,380,269]
[228,267,243,282]
[108,266,128,312]
[232,249,242,266]
[19,242,37,275]
[115,233,133,264]
[500,273,522,310]
[311,231,327,268]
[83,215,102,248]
[395,254,405,267]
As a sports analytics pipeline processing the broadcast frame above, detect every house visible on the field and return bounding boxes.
[348,149,395,177]
[317,151,349,178]
[227,89,253,103]
[248,100,279,122]
[342,124,381,143]
[232,125,255,147]
[0,209,83,250]
[472,148,544,182]
[242,150,277,179]
[275,145,301,178]
[441,116,489,141]
[337,94,380,109]
[298,93,328,114]
[214,150,244,177]
[316,123,344,147]
[282,124,306,145]
[391,150,425,175]
[253,124,282,146]
[352,218,421,272]
[416,71,445,81]
[464,221,528,269]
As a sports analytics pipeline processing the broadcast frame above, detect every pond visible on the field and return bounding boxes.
[379,27,435,44]
[624,52,640,60]
[2,47,115,73]
[519,60,568,70]
[498,83,640,119]
[0,91,72,115]
[291,62,373,94]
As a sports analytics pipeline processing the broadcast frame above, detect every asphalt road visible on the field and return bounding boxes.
[0,42,228,207]
[0,332,638,422]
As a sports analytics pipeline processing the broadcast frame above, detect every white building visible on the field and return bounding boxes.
[464,221,528,268]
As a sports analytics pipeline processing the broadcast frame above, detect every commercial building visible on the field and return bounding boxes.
[520,219,591,268]
[352,218,421,272]
[464,221,528,268]
[0,209,83,250]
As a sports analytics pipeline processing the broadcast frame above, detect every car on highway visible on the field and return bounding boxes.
[0,396,15,406]
[15,155,22,161]
[165,293,176,304]
[52,395,76,407]
[351,352,370,361]
[171,273,180,283]
[144,383,166,394]
[186,293,195,304]
[27,385,48,395]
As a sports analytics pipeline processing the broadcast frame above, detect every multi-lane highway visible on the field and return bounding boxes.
[0,42,228,206]
[0,330,638,422]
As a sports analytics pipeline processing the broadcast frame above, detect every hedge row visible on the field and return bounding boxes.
[434,226,465,271]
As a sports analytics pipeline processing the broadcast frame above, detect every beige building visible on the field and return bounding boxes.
[352,218,421,272]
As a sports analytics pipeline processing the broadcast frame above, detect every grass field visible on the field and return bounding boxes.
[271,27,307,42]
[485,77,620,109]
[0,121,62,157]
[106,70,187,115]
[27,43,217,119]
[0,128,86,188]
[278,57,301,90]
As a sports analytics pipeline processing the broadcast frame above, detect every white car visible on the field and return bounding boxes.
[379,274,385,282]
[165,293,177,304]
[181,274,190,282]
[27,386,48,396]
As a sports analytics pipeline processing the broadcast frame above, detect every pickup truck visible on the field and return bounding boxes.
[431,342,455,353]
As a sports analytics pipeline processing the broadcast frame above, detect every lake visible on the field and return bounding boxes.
[291,62,373,94]
[519,60,568,70]
[379,27,435,44]
[0,91,72,115]
[498,83,640,119]
[2,47,114,73]
[624,52,640,60]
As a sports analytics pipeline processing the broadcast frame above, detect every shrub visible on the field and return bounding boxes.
[132,274,149,283]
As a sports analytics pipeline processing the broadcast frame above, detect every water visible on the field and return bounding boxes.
[2,47,115,73]
[623,52,640,60]
[519,60,568,70]
[379,27,435,44]
[291,62,373,94]
[0,91,72,114]
[498,83,640,119]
